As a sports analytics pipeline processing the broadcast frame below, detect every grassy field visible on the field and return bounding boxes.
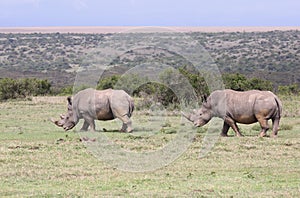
[0,97,299,197]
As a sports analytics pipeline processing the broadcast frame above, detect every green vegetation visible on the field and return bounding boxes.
[1,71,297,108]
[0,30,299,88]
[0,97,299,197]
[96,72,286,108]
[222,73,273,91]
[0,78,51,100]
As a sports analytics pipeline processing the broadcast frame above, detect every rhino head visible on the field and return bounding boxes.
[51,96,78,131]
[182,102,212,127]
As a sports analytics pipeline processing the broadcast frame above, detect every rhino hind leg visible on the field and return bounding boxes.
[118,115,133,133]
[257,117,270,137]
[271,117,280,137]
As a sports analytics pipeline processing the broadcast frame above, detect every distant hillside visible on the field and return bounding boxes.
[194,30,300,85]
[0,30,299,88]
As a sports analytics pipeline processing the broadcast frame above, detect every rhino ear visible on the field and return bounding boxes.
[67,96,72,106]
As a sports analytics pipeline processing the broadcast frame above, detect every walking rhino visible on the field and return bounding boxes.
[182,89,282,137]
[51,88,134,132]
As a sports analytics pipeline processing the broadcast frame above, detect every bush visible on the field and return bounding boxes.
[278,84,299,95]
[94,71,277,109]
[97,75,120,90]
[0,78,51,101]
[223,73,273,91]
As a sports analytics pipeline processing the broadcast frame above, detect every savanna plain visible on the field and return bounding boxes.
[0,95,299,197]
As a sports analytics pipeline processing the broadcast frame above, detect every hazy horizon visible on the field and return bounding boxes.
[1,26,300,34]
[0,0,299,27]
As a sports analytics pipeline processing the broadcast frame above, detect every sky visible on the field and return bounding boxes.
[0,0,299,27]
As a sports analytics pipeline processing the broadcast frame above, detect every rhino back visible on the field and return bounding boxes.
[210,89,279,123]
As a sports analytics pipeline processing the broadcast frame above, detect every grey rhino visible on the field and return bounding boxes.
[183,89,282,137]
[52,88,134,132]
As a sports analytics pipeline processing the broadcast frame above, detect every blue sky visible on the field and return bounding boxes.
[0,0,299,27]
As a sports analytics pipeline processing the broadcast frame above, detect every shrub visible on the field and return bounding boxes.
[278,84,299,95]
[0,78,51,101]
[223,73,274,91]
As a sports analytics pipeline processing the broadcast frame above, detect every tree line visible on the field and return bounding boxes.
[0,73,299,104]
[96,71,299,108]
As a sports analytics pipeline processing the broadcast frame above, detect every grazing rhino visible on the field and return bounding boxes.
[51,88,134,132]
[182,89,282,137]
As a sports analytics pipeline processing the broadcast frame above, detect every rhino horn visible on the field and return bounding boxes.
[49,118,63,127]
[60,114,65,119]
[181,111,191,120]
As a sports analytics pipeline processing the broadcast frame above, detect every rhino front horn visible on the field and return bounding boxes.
[49,118,63,127]
[181,111,191,120]
[49,118,56,124]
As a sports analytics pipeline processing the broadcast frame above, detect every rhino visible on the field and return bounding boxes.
[51,88,134,132]
[182,89,282,137]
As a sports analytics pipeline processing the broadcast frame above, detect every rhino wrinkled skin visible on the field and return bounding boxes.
[183,89,282,137]
[52,88,134,132]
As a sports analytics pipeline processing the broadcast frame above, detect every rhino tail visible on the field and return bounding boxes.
[274,96,282,118]
[128,98,134,117]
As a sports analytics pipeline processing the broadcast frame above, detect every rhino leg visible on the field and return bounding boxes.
[89,120,96,132]
[121,123,127,132]
[82,116,96,132]
[257,117,270,137]
[80,120,90,131]
[221,122,230,137]
[271,117,280,137]
[224,116,243,137]
[118,115,133,133]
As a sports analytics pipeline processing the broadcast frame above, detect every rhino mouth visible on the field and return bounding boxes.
[194,120,207,127]
[194,123,201,127]
[63,122,76,131]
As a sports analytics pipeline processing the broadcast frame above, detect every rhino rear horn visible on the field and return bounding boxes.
[60,114,65,119]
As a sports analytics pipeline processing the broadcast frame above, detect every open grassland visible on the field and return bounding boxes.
[0,96,299,197]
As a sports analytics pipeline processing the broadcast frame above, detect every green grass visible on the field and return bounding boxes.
[0,97,299,197]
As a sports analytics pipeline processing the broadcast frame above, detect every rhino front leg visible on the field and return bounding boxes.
[224,116,243,137]
[82,115,96,132]
[80,120,90,131]
[221,122,230,137]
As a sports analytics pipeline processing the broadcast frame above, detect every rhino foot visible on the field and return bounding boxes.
[259,132,267,137]
[120,128,133,133]
[220,133,229,137]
